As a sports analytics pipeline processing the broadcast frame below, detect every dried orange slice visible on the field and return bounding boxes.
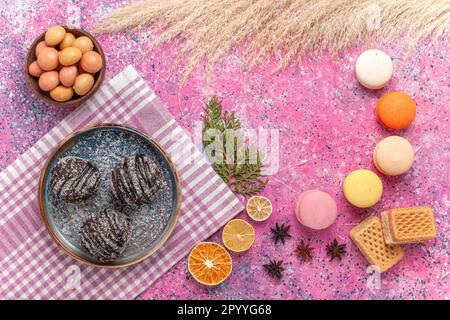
[222,219,255,252]
[246,195,272,221]
[188,242,232,286]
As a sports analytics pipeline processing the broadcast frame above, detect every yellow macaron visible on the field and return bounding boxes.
[343,169,383,208]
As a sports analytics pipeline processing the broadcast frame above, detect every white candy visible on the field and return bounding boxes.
[355,49,393,89]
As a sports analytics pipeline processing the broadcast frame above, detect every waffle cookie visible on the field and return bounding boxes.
[381,206,437,245]
[350,216,404,272]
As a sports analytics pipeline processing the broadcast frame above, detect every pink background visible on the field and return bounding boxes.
[0,0,449,299]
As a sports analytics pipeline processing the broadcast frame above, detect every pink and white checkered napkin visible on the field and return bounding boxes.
[0,65,243,299]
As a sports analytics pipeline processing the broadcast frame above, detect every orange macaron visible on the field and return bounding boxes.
[375,92,416,129]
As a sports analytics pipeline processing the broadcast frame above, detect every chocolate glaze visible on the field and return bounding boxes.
[111,155,163,206]
[51,156,100,202]
[80,209,131,262]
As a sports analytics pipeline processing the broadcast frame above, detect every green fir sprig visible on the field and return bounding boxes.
[202,97,268,197]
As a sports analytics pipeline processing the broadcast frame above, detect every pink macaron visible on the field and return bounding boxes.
[295,190,337,230]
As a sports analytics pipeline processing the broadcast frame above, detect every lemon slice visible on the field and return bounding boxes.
[246,195,272,221]
[222,219,255,252]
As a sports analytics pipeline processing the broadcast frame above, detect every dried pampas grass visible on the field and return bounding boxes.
[96,0,450,85]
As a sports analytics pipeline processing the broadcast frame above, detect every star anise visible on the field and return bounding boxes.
[294,240,314,262]
[270,223,291,245]
[263,260,284,279]
[326,239,347,261]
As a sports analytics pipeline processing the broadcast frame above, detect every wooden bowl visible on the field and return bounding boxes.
[25,26,105,107]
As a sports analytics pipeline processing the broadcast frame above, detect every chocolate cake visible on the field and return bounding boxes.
[80,209,131,261]
[110,155,163,206]
[51,156,100,202]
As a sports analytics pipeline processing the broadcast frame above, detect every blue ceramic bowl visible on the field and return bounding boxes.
[39,124,181,268]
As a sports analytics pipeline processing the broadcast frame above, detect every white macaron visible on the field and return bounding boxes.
[355,49,393,89]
